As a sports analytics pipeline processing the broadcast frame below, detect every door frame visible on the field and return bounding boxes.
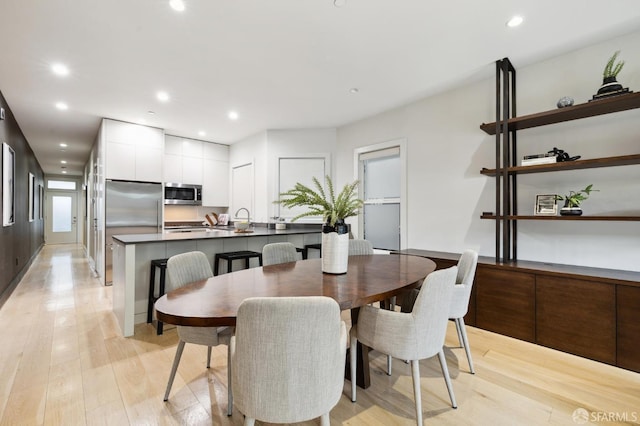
[353,138,407,249]
[44,176,83,245]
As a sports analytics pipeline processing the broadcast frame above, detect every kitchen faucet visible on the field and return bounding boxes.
[235,207,250,222]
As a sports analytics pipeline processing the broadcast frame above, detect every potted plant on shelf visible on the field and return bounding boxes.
[596,51,626,97]
[555,184,598,216]
[277,175,363,274]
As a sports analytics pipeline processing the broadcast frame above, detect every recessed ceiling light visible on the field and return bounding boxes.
[334,0,347,7]
[169,0,185,12]
[350,88,359,94]
[60,160,67,164]
[59,143,68,148]
[506,15,524,27]
[61,170,67,174]
[55,102,68,110]
[147,110,155,115]
[228,111,239,120]
[156,91,170,102]
[51,63,69,76]
[198,131,206,136]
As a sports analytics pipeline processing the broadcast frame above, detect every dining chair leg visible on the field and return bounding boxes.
[350,331,357,402]
[320,413,330,426]
[457,318,475,374]
[385,296,396,376]
[207,346,212,368]
[164,340,186,401]
[454,317,464,348]
[437,350,457,409]
[227,344,233,416]
[410,360,423,426]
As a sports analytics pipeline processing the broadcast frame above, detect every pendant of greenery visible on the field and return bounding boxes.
[555,184,598,208]
[603,51,624,79]
[276,175,363,227]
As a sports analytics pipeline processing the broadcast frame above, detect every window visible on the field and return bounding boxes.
[47,180,76,190]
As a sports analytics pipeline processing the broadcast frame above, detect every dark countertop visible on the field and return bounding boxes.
[112,225,322,245]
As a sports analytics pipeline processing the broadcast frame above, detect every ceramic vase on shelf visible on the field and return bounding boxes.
[597,76,623,95]
[560,201,583,216]
[321,220,349,274]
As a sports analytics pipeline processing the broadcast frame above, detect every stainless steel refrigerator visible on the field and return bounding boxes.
[105,180,162,284]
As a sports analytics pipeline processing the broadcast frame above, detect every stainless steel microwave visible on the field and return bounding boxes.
[164,183,202,205]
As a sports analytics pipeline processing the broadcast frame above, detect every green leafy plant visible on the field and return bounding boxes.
[555,184,598,208]
[603,51,624,78]
[276,175,363,226]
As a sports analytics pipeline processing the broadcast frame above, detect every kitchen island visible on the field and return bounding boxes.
[111,226,321,336]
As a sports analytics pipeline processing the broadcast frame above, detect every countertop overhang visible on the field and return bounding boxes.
[112,226,322,245]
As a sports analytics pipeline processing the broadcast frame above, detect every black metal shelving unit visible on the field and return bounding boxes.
[481,60,640,262]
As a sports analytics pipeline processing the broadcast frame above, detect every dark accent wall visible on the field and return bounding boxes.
[0,90,45,305]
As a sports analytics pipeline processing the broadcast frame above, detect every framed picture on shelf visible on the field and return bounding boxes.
[3,142,15,227]
[534,194,558,216]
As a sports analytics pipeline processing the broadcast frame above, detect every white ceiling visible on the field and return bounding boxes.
[1,0,639,176]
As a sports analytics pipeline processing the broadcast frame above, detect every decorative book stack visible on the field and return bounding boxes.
[521,153,557,166]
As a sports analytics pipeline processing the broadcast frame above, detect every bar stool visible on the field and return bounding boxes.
[147,258,169,335]
[303,243,322,259]
[214,251,263,276]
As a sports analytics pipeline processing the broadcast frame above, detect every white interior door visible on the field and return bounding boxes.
[45,192,78,244]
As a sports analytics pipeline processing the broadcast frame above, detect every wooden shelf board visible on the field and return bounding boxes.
[481,215,640,221]
[480,92,640,135]
[480,153,640,176]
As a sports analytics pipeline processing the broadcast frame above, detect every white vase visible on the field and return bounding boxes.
[321,232,349,274]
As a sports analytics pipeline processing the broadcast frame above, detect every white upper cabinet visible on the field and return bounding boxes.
[163,135,203,184]
[182,156,203,185]
[163,153,182,183]
[163,135,230,206]
[103,119,163,182]
[105,141,136,180]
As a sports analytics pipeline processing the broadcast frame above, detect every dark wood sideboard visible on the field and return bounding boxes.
[394,249,640,373]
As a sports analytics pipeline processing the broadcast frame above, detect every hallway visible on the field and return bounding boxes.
[0,245,638,425]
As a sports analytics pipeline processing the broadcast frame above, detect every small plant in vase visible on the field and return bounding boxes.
[555,184,598,216]
[277,175,363,274]
[597,51,625,96]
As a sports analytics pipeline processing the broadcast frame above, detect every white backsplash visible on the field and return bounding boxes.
[164,205,228,222]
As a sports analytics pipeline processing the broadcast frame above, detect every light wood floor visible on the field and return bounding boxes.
[1,244,638,426]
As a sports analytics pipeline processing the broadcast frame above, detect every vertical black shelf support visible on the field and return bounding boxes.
[494,58,517,262]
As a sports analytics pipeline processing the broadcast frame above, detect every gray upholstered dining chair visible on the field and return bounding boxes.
[350,266,458,426]
[231,296,347,426]
[348,239,374,256]
[348,237,396,372]
[400,250,479,374]
[163,251,234,416]
[262,242,299,266]
[449,249,478,374]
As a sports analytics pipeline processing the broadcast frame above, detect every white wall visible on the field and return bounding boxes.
[265,128,337,220]
[336,29,640,271]
[229,131,268,221]
[229,128,337,223]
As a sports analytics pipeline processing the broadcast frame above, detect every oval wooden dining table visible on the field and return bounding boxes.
[155,254,436,388]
